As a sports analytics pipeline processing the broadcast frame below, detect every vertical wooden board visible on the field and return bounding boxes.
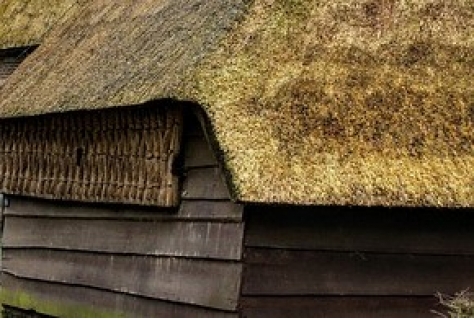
[3,249,242,311]
[3,217,243,260]
[1,274,237,317]
[240,296,443,318]
[243,248,474,295]
[184,135,218,168]
[182,168,231,199]
[244,207,474,254]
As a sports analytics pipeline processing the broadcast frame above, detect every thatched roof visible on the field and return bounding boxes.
[0,0,473,207]
[0,0,82,49]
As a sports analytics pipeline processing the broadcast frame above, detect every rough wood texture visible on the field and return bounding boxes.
[240,296,442,318]
[243,248,474,296]
[245,206,474,254]
[182,168,231,200]
[1,273,236,318]
[3,249,241,311]
[4,196,242,221]
[3,217,243,260]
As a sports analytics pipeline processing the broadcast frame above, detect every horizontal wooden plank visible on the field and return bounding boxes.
[4,249,242,311]
[182,168,230,200]
[1,273,236,318]
[184,135,218,168]
[3,196,172,219]
[3,217,243,260]
[240,296,442,318]
[4,196,241,221]
[245,207,474,254]
[243,248,474,296]
[178,200,243,221]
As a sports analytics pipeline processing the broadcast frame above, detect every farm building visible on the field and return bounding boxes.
[0,0,473,317]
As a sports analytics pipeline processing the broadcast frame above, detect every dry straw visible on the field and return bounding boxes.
[0,0,472,207]
[435,290,474,318]
[0,0,83,49]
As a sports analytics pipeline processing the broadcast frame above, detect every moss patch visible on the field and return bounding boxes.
[0,288,125,318]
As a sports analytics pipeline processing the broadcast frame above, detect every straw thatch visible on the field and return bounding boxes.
[0,0,472,207]
[0,0,82,49]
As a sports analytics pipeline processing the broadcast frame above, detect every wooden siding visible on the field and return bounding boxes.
[241,206,474,317]
[0,111,244,317]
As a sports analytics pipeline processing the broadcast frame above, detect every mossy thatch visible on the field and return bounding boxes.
[0,0,83,49]
[0,0,472,207]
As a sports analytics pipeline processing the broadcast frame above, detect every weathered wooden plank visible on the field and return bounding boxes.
[3,196,172,219]
[1,273,237,317]
[182,168,230,200]
[178,200,242,221]
[184,135,218,168]
[243,248,474,296]
[3,249,242,311]
[4,196,241,221]
[3,217,243,260]
[245,207,474,254]
[240,296,442,318]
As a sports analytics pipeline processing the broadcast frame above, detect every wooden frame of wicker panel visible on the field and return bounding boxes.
[0,104,183,207]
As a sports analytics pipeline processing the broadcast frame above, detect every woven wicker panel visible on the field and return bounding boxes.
[0,105,182,207]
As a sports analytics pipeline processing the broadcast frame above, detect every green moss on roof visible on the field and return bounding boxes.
[0,0,82,49]
[0,0,472,207]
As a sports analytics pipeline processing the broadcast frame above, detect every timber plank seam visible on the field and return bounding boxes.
[2,273,238,317]
[3,249,242,311]
[5,196,243,222]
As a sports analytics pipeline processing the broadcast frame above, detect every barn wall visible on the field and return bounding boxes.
[241,206,474,317]
[0,111,244,317]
